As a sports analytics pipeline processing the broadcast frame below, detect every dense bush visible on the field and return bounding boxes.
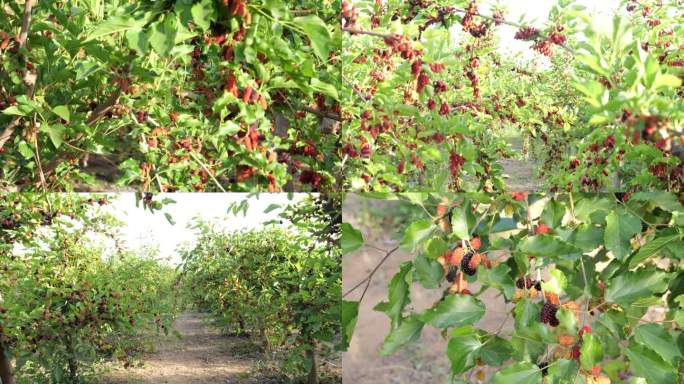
[341,0,683,191]
[180,195,341,383]
[0,193,177,383]
[0,0,340,192]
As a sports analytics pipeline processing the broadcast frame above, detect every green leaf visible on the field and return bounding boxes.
[293,15,332,61]
[579,333,603,370]
[630,192,684,212]
[654,73,682,89]
[164,212,175,225]
[547,359,579,383]
[40,123,65,149]
[514,299,540,328]
[541,268,568,295]
[17,141,34,159]
[2,106,26,116]
[309,78,339,100]
[477,263,515,300]
[566,223,604,251]
[492,361,542,384]
[633,323,681,365]
[446,326,482,374]
[479,336,513,366]
[541,199,566,228]
[51,105,70,121]
[629,235,682,268]
[126,28,148,53]
[604,268,669,307]
[88,15,146,40]
[374,261,413,328]
[517,235,581,259]
[148,16,177,56]
[625,342,677,384]
[379,315,424,356]
[451,205,471,239]
[604,210,641,260]
[423,237,448,259]
[341,300,359,350]
[341,223,363,255]
[556,308,577,335]
[414,253,443,289]
[191,0,216,31]
[400,219,435,252]
[419,294,485,329]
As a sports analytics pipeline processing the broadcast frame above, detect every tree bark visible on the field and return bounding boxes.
[306,337,319,384]
[0,342,15,384]
[65,335,77,380]
[257,316,269,352]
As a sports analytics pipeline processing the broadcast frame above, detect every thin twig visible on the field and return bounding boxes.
[342,27,396,39]
[301,106,341,121]
[343,246,399,301]
[189,151,227,193]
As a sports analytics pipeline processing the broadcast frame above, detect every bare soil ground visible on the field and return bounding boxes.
[102,312,258,384]
[498,134,543,192]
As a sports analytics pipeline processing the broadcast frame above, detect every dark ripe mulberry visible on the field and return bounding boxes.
[446,265,458,283]
[538,362,549,376]
[460,252,476,276]
[534,281,542,291]
[540,302,559,326]
[516,277,533,289]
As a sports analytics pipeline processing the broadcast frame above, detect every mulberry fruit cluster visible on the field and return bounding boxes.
[540,302,559,327]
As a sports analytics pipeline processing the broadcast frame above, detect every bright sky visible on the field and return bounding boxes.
[93,193,307,265]
[485,0,620,58]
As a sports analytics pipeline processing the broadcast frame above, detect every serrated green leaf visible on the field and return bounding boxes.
[400,219,435,252]
[293,15,332,61]
[191,0,216,31]
[341,223,363,255]
[604,209,641,260]
[379,315,424,356]
[419,294,485,329]
[492,361,542,384]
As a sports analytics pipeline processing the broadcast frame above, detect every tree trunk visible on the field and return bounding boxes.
[257,317,269,352]
[65,335,77,380]
[0,342,15,384]
[306,337,319,384]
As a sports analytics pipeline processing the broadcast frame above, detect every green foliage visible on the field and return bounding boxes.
[341,0,683,192]
[0,193,178,383]
[344,192,684,383]
[0,0,340,191]
[178,195,340,382]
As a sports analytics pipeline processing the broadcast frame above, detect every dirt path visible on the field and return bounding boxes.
[104,312,257,384]
[499,133,543,192]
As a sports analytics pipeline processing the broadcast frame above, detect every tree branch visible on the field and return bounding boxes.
[301,106,341,121]
[343,246,399,303]
[342,27,396,40]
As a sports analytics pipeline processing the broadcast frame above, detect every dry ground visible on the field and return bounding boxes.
[102,312,259,384]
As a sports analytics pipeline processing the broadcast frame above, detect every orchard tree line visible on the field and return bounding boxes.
[341,0,683,192]
[0,193,178,383]
[342,192,684,383]
[0,193,342,383]
[179,194,342,384]
[0,0,340,192]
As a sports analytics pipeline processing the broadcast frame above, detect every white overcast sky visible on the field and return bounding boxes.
[93,193,307,265]
[484,0,620,57]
